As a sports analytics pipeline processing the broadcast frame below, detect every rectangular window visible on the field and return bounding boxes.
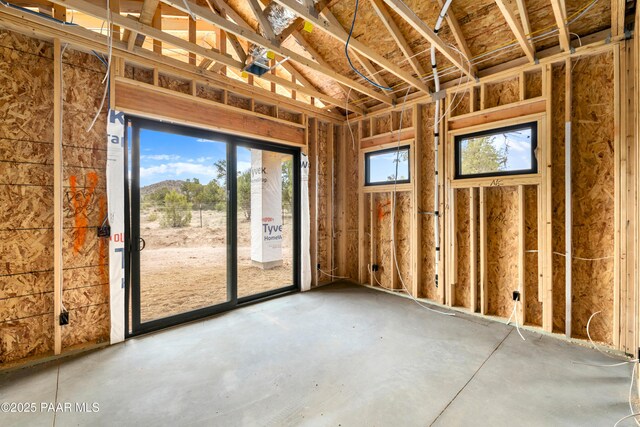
[455,122,538,179]
[365,146,410,186]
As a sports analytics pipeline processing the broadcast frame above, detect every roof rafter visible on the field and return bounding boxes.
[368,0,426,80]
[273,0,432,96]
[549,0,571,52]
[434,0,476,75]
[513,0,532,39]
[159,0,393,104]
[494,0,536,62]
[45,0,365,112]
[378,0,475,81]
[246,0,277,41]
[611,0,626,37]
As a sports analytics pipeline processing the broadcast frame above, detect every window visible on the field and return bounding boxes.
[455,122,537,179]
[365,146,410,186]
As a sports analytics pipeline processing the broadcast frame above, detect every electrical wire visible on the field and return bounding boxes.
[344,0,392,91]
[59,43,69,314]
[318,268,350,280]
[505,299,525,341]
[87,0,113,132]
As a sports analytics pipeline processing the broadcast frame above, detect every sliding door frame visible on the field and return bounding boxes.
[125,116,301,337]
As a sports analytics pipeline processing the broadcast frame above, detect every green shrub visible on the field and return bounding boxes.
[161,190,192,228]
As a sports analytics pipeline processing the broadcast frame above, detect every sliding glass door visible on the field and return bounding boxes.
[127,118,299,335]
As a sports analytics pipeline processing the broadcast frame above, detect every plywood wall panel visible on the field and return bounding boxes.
[570,52,615,344]
[486,186,519,318]
[455,189,471,308]
[484,77,520,109]
[316,121,331,278]
[196,84,224,103]
[63,284,109,310]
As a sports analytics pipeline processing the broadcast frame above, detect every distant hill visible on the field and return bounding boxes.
[140,180,184,197]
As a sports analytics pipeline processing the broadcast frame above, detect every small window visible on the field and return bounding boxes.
[455,122,537,179]
[365,146,410,186]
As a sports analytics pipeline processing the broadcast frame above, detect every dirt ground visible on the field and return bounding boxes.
[139,207,293,322]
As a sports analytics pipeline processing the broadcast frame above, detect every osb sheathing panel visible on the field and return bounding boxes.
[524,70,543,100]
[61,303,110,349]
[484,77,520,109]
[524,185,542,326]
[485,186,519,318]
[566,0,611,38]
[254,102,276,117]
[0,42,54,143]
[394,193,412,288]
[61,49,110,351]
[196,83,224,104]
[420,104,437,300]
[0,186,53,230]
[373,114,392,136]
[316,121,331,277]
[455,189,470,308]
[570,51,615,344]
[345,124,360,280]
[363,193,371,283]
[63,266,109,290]
[158,73,191,94]
[0,314,53,363]
[62,63,108,151]
[401,108,413,129]
[374,193,393,288]
[525,0,562,52]
[551,63,567,333]
[0,139,53,164]
[0,230,53,276]
[0,293,53,323]
[451,91,471,117]
[451,0,525,70]
[0,271,53,299]
[124,64,154,85]
[228,93,252,111]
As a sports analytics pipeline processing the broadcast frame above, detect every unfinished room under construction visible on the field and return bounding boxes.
[1,0,640,425]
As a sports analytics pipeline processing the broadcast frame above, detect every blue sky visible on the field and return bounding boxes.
[486,128,532,170]
[369,149,409,183]
[138,129,251,187]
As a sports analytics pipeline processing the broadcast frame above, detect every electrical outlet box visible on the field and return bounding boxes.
[372,264,379,272]
[59,311,69,326]
[512,290,521,301]
[97,224,111,238]
[317,263,321,270]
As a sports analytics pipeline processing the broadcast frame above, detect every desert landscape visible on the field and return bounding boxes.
[138,204,293,323]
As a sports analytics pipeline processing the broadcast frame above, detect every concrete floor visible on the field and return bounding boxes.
[0,283,635,426]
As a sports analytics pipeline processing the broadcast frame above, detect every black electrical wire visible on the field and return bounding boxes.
[344,0,393,91]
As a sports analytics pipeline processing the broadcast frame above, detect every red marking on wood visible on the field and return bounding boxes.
[70,172,99,253]
[377,199,391,222]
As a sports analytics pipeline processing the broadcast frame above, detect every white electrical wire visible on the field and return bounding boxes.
[87,0,113,132]
[318,268,350,280]
[59,43,69,314]
[505,299,525,341]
